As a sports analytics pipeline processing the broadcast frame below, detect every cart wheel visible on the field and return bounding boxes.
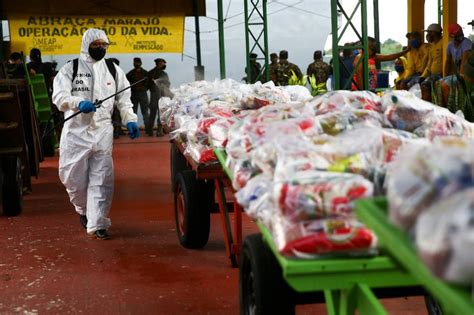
[174,170,211,249]
[2,156,22,216]
[240,234,295,315]
[170,143,189,192]
[425,295,443,315]
[40,122,55,157]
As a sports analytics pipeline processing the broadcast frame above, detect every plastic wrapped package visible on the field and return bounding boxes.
[169,115,198,143]
[273,171,374,223]
[317,109,389,135]
[386,137,474,230]
[203,101,239,117]
[382,90,437,131]
[271,215,378,258]
[381,129,419,163]
[208,117,240,148]
[184,142,217,163]
[308,90,383,115]
[413,110,474,140]
[243,103,303,124]
[271,128,387,181]
[252,134,319,177]
[281,85,313,103]
[235,174,276,226]
[415,189,474,285]
[181,97,206,118]
[227,157,259,190]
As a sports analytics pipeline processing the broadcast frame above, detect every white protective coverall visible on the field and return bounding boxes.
[52,29,137,234]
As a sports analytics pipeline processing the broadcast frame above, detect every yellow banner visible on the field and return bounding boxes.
[9,16,184,55]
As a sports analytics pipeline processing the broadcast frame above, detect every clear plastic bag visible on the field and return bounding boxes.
[184,142,217,163]
[271,215,378,258]
[386,137,473,230]
[273,171,374,223]
[382,90,436,131]
[415,188,474,285]
[307,90,383,115]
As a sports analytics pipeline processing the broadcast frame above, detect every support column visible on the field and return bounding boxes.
[217,0,226,79]
[407,0,425,32]
[193,0,204,80]
[442,0,457,71]
[244,0,269,83]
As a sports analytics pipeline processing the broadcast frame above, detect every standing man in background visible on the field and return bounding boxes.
[148,58,170,137]
[275,50,302,86]
[127,57,150,135]
[269,52,279,84]
[243,53,262,84]
[307,50,331,87]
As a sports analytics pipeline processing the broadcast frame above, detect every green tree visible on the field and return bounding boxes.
[380,38,403,70]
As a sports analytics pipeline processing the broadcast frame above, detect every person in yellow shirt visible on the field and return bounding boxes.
[394,56,409,90]
[420,23,444,102]
[399,31,429,90]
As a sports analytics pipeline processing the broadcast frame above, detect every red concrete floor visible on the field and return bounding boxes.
[0,133,428,314]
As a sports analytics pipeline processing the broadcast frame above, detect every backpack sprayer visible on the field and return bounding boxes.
[42,77,148,141]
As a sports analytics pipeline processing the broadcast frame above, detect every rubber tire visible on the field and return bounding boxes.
[2,156,22,216]
[40,121,55,157]
[239,234,295,315]
[170,143,189,192]
[425,295,443,315]
[174,170,211,249]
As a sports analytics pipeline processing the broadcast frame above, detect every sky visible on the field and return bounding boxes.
[2,0,474,87]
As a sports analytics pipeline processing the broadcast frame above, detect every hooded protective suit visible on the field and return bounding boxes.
[52,29,137,234]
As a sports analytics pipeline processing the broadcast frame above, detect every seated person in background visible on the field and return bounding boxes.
[440,23,472,107]
[394,57,409,90]
[420,23,444,102]
[6,52,26,79]
[399,31,428,90]
[457,50,474,121]
[353,37,409,91]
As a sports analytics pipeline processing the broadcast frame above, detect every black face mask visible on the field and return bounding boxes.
[88,46,106,61]
[134,63,141,69]
[161,65,167,70]
[454,35,463,43]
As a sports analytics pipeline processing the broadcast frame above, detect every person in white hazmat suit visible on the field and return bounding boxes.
[52,28,139,240]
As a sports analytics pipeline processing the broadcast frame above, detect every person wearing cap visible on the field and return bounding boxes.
[148,58,170,136]
[399,31,428,90]
[6,52,26,79]
[243,53,262,84]
[420,23,444,102]
[275,50,302,86]
[27,48,55,96]
[307,50,331,86]
[126,57,150,135]
[439,23,472,107]
[269,53,279,84]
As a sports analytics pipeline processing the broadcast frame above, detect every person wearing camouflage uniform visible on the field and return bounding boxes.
[307,50,331,85]
[275,50,302,86]
[269,52,279,84]
[244,53,262,83]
